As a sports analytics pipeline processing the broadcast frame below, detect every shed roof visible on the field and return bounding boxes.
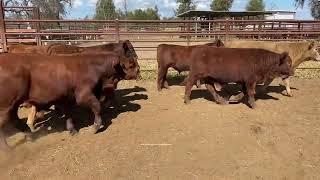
[177,10,274,18]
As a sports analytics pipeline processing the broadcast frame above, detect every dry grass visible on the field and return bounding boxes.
[294,61,320,79]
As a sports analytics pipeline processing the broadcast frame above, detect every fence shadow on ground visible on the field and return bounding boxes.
[13,86,148,144]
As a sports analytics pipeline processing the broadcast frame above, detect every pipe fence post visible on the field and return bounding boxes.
[0,0,7,52]
[115,19,120,43]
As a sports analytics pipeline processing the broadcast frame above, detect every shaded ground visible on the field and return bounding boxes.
[0,78,320,179]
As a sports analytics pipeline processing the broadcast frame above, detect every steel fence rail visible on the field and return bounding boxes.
[0,4,319,71]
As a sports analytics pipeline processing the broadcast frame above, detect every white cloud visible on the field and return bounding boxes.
[73,0,84,8]
[89,0,98,6]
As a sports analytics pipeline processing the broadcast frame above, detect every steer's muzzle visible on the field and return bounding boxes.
[281,67,294,79]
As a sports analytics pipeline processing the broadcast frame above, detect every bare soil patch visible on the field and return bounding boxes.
[0,78,319,179]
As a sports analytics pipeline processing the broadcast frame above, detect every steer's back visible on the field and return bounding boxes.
[157,44,201,71]
[190,47,281,82]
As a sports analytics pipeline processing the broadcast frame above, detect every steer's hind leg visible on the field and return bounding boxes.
[66,118,77,136]
[157,66,169,91]
[0,111,10,151]
[181,77,201,88]
[246,81,257,109]
[55,103,78,135]
[184,75,197,104]
[205,84,229,105]
[75,87,103,133]
[180,76,188,86]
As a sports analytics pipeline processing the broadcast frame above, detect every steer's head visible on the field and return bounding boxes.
[121,40,138,60]
[278,52,294,78]
[116,56,140,80]
[205,39,225,47]
[307,40,320,61]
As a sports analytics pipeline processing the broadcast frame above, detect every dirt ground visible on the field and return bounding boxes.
[0,77,320,179]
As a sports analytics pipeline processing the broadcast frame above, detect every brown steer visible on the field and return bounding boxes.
[223,40,320,96]
[10,40,139,132]
[0,53,139,149]
[157,39,224,91]
[184,47,294,108]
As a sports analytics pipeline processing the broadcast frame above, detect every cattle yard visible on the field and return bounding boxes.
[0,3,320,180]
[1,79,320,179]
[1,6,320,79]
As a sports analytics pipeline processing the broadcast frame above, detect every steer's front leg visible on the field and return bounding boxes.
[76,87,103,133]
[282,78,292,97]
[205,84,229,105]
[246,81,257,109]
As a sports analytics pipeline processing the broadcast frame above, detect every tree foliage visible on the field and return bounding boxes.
[309,0,320,19]
[295,0,306,7]
[95,0,116,20]
[175,0,196,16]
[4,0,72,19]
[210,0,233,11]
[127,6,160,20]
[295,0,320,19]
[245,0,265,11]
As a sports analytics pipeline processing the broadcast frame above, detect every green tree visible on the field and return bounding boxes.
[127,6,160,20]
[309,0,320,19]
[295,0,320,19]
[295,0,306,7]
[31,0,72,19]
[95,0,116,20]
[175,0,196,16]
[4,0,72,19]
[245,0,265,11]
[116,8,126,19]
[210,0,233,11]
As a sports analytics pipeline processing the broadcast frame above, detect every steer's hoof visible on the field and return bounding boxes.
[250,103,257,109]
[69,129,78,136]
[184,98,191,105]
[91,124,104,134]
[164,81,170,89]
[24,133,35,142]
[29,126,42,133]
[218,99,229,105]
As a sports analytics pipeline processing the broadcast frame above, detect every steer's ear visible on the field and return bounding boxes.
[280,52,289,65]
[308,40,316,50]
[122,40,129,51]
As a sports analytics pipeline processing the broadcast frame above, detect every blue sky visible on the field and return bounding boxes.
[67,0,313,20]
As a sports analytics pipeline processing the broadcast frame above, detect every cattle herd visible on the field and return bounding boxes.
[0,39,319,151]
